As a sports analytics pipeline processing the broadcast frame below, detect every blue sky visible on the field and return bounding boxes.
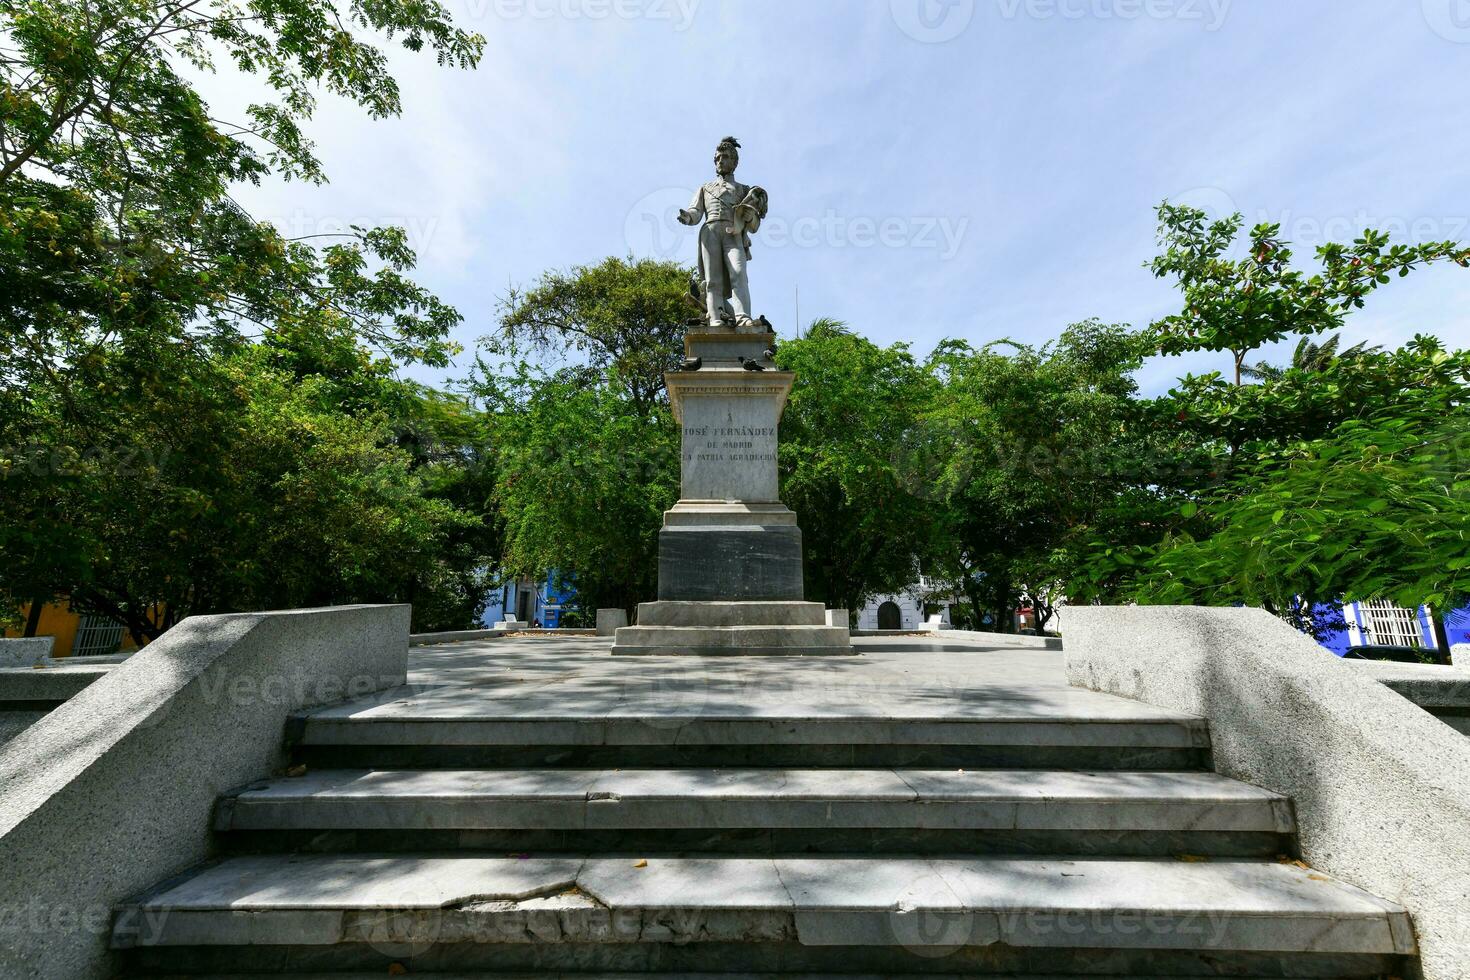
[202,0,1470,394]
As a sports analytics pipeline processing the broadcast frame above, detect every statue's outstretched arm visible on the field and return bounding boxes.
[677,186,704,226]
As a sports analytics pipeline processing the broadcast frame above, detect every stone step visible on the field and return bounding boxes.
[114,854,1414,976]
[612,624,855,656]
[634,600,829,627]
[133,975,1392,980]
[214,769,1293,858]
[292,700,1212,770]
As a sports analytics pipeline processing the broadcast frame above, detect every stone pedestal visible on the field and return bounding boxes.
[612,328,853,656]
[594,608,628,636]
[0,637,54,667]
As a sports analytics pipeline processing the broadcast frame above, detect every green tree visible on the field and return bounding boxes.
[777,319,941,614]
[488,257,693,413]
[1,0,487,632]
[1240,333,1379,382]
[1149,203,1469,384]
[1113,338,1470,640]
[2,329,497,642]
[2,0,480,377]
[470,258,690,613]
[1089,205,1470,639]
[927,320,1174,631]
[473,361,677,614]
[383,386,502,632]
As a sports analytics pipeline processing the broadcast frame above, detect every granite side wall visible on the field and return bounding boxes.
[1065,605,1470,980]
[0,604,409,979]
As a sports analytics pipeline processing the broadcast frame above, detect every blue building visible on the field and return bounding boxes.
[1317,600,1470,660]
[480,571,579,629]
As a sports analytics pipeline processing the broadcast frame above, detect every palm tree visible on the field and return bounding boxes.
[1241,333,1379,382]
[804,317,851,340]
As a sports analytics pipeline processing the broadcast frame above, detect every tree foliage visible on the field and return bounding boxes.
[777,319,939,613]
[1085,205,1470,639]
[1,0,481,375]
[3,329,499,640]
[923,320,1171,631]
[0,0,494,635]
[488,257,692,413]
[1149,203,1469,383]
[471,360,677,615]
[476,217,1470,645]
[470,258,688,614]
[1240,333,1378,383]
[1110,337,1470,620]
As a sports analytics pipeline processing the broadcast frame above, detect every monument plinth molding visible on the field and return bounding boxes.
[612,346,853,657]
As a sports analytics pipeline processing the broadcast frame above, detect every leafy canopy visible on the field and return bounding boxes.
[923,320,1166,630]
[1149,202,1469,382]
[1,0,492,633]
[777,319,941,613]
[488,257,693,413]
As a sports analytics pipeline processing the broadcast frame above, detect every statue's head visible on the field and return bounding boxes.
[714,136,740,177]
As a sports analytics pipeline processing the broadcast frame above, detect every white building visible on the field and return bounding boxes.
[856,575,954,631]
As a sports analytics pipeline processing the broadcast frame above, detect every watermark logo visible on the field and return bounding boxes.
[892,0,977,43]
[623,189,970,262]
[465,0,701,31]
[762,211,969,259]
[995,0,1230,30]
[887,872,976,955]
[619,662,714,731]
[1169,185,1240,223]
[1166,185,1470,249]
[1423,0,1470,42]
[351,889,446,960]
[266,208,442,257]
[624,187,694,261]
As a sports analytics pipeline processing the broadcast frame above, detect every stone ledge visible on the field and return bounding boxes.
[852,629,1062,649]
[612,624,854,657]
[113,853,1413,955]
[0,604,409,979]
[216,767,1295,834]
[0,637,54,667]
[1339,658,1470,708]
[410,628,506,646]
[0,663,114,703]
[295,712,1208,749]
[635,601,827,627]
[661,501,799,527]
[1065,606,1470,980]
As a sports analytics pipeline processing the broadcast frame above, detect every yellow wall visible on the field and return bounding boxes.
[3,602,143,658]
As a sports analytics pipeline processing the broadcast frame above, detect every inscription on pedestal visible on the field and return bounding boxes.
[684,424,776,463]
[677,393,782,502]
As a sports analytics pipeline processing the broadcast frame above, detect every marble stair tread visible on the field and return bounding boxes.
[217,768,1293,832]
[611,624,856,656]
[633,600,829,626]
[295,713,1205,747]
[133,975,1361,980]
[296,683,1206,731]
[114,854,1414,955]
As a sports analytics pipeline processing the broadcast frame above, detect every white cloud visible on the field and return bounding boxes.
[179,1,1470,391]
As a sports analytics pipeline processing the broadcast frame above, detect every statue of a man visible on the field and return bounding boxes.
[679,136,769,329]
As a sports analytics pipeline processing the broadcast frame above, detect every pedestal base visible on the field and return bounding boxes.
[656,502,805,602]
[611,600,854,657]
[658,524,803,601]
[628,360,849,657]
